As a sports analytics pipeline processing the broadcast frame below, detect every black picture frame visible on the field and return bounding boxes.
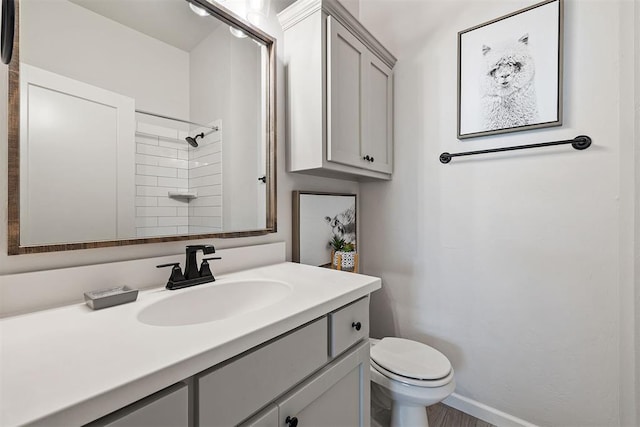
[457,0,563,139]
[1,0,15,65]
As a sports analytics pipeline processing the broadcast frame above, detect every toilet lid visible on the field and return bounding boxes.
[370,337,451,381]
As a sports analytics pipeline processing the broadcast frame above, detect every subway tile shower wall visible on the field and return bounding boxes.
[134,120,223,238]
[189,119,223,234]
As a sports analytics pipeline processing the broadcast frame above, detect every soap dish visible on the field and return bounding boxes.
[84,286,138,310]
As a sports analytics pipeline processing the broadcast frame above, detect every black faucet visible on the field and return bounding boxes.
[157,245,221,290]
[184,245,216,280]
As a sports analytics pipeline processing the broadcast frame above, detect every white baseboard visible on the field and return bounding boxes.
[443,393,538,427]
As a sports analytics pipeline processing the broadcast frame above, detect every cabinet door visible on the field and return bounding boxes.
[363,54,393,174]
[327,16,367,169]
[277,340,370,427]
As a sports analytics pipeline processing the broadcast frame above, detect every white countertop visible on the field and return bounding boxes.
[0,262,381,426]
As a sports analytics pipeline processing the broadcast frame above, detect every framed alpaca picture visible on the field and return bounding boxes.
[457,0,563,139]
[293,191,357,268]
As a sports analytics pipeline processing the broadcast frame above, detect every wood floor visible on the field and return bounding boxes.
[372,402,495,427]
[427,403,495,427]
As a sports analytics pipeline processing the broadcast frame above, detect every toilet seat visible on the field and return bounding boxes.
[371,359,454,388]
[371,337,452,388]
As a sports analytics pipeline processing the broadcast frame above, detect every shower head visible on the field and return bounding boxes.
[185,132,204,148]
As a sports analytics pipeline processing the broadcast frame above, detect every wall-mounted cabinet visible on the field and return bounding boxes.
[279,0,396,181]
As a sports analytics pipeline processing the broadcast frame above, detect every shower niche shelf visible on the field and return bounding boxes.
[168,191,198,201]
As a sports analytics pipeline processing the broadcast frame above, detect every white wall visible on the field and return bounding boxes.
[634,0,640,420]
[21,0,190,119]
[636,0,640,419]
[189,25,263,232]
[226,37,263,231]
[359,0,636,426]
[619,1,639,424]
[0,0,358,277]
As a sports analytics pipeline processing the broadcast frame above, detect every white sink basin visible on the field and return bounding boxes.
[138,280,292,326]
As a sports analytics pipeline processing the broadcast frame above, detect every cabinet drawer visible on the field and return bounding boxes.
[86,383,189,427]
[239,404,278,427]
[328,296,369,357]
[198,318,328,426]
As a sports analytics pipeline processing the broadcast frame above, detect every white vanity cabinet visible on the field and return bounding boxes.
[84,298,370,427]
[1,261,381,427]
[85,297,370,427]
[81,296,370,427]
[279,0,396,181]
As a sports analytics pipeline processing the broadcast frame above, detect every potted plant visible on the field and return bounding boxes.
[329,235,357,271]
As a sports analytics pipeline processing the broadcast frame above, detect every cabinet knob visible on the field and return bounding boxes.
[363,155,371,161]
[370,157,374,162]
[286,416,299,427]
[352,321,362,331]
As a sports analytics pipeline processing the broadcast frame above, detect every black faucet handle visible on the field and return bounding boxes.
[199,257,221,280]
[156,263,185,283]
[156,262,180,268]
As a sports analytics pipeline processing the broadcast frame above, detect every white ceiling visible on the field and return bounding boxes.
[69,0,222,52]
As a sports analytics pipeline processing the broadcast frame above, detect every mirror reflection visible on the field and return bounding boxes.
[17,0,272,248]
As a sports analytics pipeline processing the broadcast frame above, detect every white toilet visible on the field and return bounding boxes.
[370,337,456,427]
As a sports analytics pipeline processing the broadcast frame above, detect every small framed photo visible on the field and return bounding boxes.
[457,0,563,139]
[292,191,357,268]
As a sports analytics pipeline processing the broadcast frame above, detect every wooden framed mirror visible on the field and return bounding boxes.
[7,0,276,255]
